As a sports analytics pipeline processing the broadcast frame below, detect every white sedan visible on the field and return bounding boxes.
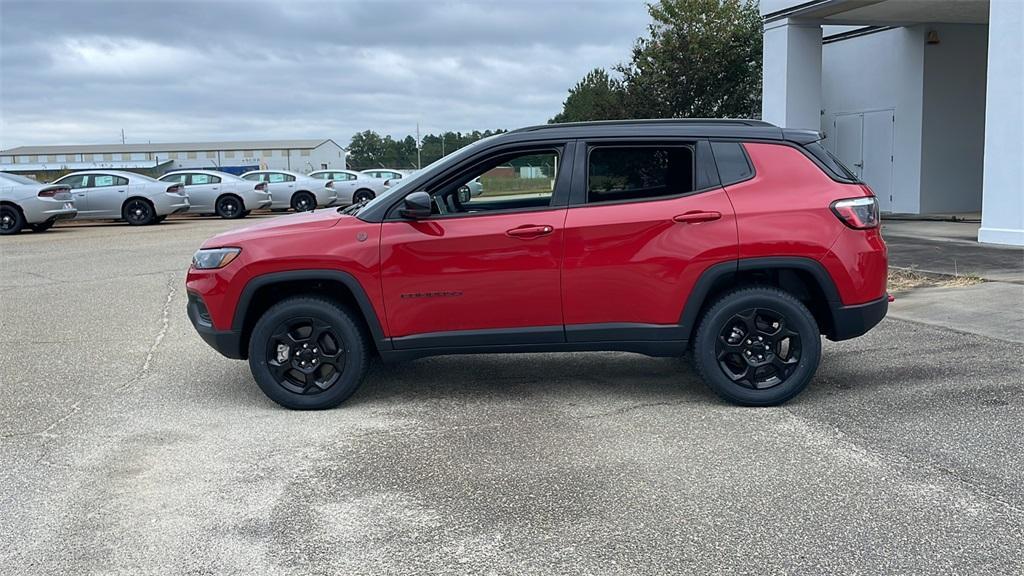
[0,172,77,235]
[51,170,190,225]
[159,170,272,219]
[241,170,336,211]
[308,169,388,204]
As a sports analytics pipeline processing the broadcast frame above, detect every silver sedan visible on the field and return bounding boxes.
[240,170,337,211]
[52,170,190,225]
[159,170,272,219]
[0,172,77,235]
[307,169,388,205]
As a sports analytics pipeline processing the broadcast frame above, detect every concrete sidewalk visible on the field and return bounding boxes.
[883,220,1024,283]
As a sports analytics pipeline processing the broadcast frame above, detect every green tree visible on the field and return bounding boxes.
[620,0,762,118]
[549,68,627,123]
[551,0,762,121]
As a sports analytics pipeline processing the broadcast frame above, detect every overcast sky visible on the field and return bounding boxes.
[0,0,651,149]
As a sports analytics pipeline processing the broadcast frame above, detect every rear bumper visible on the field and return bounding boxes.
[828,294,889,341]
[187,291,244,359]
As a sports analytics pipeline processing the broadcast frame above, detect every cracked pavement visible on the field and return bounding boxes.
[1,216,1023,575]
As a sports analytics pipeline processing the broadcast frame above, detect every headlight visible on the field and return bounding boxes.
[192,247,241,269]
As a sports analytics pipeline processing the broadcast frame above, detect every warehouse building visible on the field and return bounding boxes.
[761,0,1021,246]
[0,139,346,179]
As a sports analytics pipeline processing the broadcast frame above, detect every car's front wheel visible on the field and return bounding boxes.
[693,286,821,406]
[0,205,25,235]
[248,297,369,409]
[123,198,156,225]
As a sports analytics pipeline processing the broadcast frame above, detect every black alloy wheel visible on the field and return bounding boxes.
[1,206,25,234]
[123,199,156,225]
[353,189,375,204]
[248,297,369,409]
[266,317,346,395]
[216,195,244,219]
[715,307,801,389]
[693,286,821,406]
[291,192,316,212]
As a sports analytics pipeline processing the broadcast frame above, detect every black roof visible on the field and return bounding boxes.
[502,119,820,144]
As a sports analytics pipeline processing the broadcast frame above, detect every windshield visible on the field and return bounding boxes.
[0,173,41,185]
[345,134,500,217]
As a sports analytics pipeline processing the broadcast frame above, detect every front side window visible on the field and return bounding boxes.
[55,174,87,188]
[241,173,261,181]
[587,145,695,204]
[309,172,329,180]
[425,148,560,216]
[335,172,356,181]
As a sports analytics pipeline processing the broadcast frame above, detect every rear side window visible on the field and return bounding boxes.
[587,145,695,204]
[710,141,754,185]
[803,141,860,183]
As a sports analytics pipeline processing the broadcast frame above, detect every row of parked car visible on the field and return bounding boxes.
[0,167,415,235]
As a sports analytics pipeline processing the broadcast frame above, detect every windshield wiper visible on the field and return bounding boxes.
[339,200,369,215]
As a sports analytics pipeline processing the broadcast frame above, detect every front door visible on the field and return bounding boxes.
[379,146,571,347]
[187,172,222,213]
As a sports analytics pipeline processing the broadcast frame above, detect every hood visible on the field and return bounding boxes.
[202,209,350,247]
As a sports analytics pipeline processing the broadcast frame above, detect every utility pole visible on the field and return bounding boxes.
[416,122,421,169]
[441,132,445,157]
[120,129,125,144]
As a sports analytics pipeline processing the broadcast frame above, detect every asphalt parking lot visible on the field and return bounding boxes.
[2,216,1022,575]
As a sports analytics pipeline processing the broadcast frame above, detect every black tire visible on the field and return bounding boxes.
[248,297,369,410]
[30,219,55,233]
[693,286,821,407]
[215,194,245,219]
[122,198,156,225]
[353,189,375,203]
[0,205,25,235]
[291,191,316,212]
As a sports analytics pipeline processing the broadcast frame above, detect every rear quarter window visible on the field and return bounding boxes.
[803,141,860,183]
[710,141,754,185]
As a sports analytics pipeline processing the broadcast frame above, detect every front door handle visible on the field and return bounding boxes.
[673,211,721,224]
[506,225,554,239]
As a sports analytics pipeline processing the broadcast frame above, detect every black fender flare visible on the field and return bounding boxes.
[232,269,391,352]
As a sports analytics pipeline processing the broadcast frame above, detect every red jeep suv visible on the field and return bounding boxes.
[186,120,887,409]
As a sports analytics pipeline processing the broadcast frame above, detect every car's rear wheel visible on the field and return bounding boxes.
[248,297,369,410]
[291,192,316,212]
[693,286,821,406]
[123,198,156,225]
[215,194,244,219]
[353,189,375,203]
[29,219,56,233]
[0,205,25,235]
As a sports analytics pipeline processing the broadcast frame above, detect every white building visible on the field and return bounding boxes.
[761,0,1022,246]
[0,139,346,177]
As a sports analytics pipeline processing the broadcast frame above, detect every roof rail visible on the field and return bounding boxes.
[515,118,776,132]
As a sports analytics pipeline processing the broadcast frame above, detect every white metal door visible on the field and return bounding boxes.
[862,110,895,212]
[834,114,864,179]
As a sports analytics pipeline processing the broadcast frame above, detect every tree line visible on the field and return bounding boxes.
[347,0,763,169]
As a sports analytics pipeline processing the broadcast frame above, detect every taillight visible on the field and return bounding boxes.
[166,183,184,194]
[255,182,268,192]
[325,180,335,189]
[831,197,879,229]
[38,186,69,198]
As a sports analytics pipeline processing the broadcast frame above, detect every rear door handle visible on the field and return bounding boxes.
[673,211,721,224]
[506,225,554,239]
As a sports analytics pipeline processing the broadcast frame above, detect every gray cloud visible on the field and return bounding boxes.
[0,0,650,148]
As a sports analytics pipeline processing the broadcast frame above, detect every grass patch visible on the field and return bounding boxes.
[888,267,984,294]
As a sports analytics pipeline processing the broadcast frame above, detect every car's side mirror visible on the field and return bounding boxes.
[457,185,471,204]
[400,191,432,219]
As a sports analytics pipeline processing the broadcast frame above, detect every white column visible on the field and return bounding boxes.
[979,0,1024,246]
[762,19,822,130]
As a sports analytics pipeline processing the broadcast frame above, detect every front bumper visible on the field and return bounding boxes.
[828,294,889,341]
[187,291,244,359]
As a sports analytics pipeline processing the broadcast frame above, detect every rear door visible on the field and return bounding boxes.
[561,139,737,342]
[88,174,129,218]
